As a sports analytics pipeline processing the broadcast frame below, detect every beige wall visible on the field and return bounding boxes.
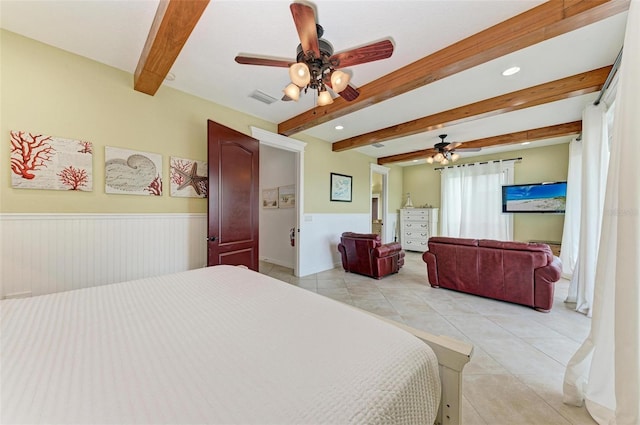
[387,164,404,213]
[1,30,376,215]
[296,132,373,213]
[402,143,570,243]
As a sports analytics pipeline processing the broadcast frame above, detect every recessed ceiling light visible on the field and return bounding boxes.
[521,141,531,145]
[335,125,344,130]
[502,66,520,77]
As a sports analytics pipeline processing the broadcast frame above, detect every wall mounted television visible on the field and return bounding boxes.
[502,181,567,213]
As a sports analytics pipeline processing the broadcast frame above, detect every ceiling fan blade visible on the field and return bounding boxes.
[455,147,482,152]
[338,84,359,101]
[444,142,462,151]
[235,55,293,68]
[290,3,320,58]
[330,39,394,68]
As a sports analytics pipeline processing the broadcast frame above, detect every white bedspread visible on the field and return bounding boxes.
[1,265,440,424]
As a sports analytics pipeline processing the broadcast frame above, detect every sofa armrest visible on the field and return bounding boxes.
[536,256,562,283]
[373,242,403,258]
[422,251,439,287]
[533,256,562,311]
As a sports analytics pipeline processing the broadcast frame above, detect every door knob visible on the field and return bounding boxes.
[207,236,218,242]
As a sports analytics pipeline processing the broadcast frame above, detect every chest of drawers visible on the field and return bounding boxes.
[400,208,438,252]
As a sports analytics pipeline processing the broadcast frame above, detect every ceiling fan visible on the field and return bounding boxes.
[234,2,394,106]
[427,135,481,165]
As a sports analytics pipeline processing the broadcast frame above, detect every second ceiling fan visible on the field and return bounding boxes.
[234,2,394,106]
[427,135,481,165]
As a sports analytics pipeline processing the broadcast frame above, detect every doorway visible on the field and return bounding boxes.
[370,164,390,243]
[250,127,306,277]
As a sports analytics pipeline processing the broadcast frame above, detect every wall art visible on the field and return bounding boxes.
[278,185,295,208]
[262,188,278,208]
[10,130,93,191]
[330,172,352,202]
[170,157,208,198]
[105,147,162,196]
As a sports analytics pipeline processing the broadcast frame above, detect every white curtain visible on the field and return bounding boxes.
[565,103,610,315]
[440,160,514,240]
[560,139,582,277]
[563,3,640,423]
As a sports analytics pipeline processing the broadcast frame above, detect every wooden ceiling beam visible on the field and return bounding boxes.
[377,121,582,165]
[277,0,628,136]
[333,66,609,152]
[134,0,210,96]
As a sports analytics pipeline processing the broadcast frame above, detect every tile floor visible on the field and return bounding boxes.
[259,251,595,425]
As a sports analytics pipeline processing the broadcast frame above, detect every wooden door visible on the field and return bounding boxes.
[207,120,260,270]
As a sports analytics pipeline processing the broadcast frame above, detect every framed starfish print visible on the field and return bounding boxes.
[169,157,208,198]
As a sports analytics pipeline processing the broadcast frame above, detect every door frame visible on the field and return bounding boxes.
[251,127,306,277]
[370,163,390,243]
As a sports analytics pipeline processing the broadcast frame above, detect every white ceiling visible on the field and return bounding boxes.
[0,1,628,165]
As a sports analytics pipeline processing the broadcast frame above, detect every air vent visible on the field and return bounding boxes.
[372,143,385,148]
[249,90,278,105]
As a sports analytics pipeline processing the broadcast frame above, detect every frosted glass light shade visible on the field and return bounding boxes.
[330,70,350,93]
[451,153,460,162]
[426,157,434,164]
[433,153,444,162]
[283,83,300,101]
[440,158,449,165]
[317,90,333,106]
[289,63,310,87]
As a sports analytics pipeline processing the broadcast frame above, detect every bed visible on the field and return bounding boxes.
[1,265,472,424]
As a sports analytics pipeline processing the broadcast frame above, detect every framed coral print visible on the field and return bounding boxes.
[330,172,352,202]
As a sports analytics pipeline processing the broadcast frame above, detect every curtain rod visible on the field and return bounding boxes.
[434,157,522,171]
[594,46,623,106]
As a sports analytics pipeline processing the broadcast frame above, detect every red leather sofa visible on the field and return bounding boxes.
[422,237,562,311]
[338,232,405,279]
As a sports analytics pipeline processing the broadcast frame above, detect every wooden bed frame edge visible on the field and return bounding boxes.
[357,309,474,425]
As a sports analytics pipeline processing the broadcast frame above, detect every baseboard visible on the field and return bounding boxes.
[259,256,294,269]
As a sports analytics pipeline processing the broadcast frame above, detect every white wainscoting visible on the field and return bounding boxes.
[0,213,207,298]
[298,213,371,277]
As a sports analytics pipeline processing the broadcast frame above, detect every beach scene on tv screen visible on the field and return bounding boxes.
[505,183,566,212]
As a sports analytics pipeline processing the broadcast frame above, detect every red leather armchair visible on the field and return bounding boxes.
[338,232,405,279]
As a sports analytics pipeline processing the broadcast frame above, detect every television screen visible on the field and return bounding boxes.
[502,182,567,213]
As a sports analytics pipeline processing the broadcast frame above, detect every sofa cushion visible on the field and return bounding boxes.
[428,241,479,294]
[341,232,381,242]
[429,236,478,247]
[479,239,553,263]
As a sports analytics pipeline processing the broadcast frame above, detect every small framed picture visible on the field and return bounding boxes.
[278,185,295,208]
[262,188,278,208]
[330,172,352,202]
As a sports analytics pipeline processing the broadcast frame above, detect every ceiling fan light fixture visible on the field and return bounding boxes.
[433,152,444,162]
[283,83,301,101]
[330,70,350,93]
[317,89,333,106]
[426,156,434,164]
[451,152,460,162]
[289,62,311,86]
[440,158,449,165]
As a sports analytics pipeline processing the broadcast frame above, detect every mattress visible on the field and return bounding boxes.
[1,265,440,424]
